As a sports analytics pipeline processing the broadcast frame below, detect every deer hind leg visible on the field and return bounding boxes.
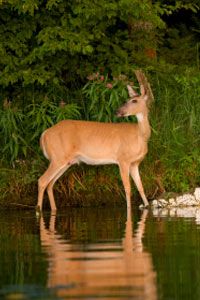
[46,164,70,211]
[119,163,131,211]
[130,163,149,207]
[37,161,69,212]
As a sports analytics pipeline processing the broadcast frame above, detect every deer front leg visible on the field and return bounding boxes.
[119,163,131,211]
[130,163,149,207]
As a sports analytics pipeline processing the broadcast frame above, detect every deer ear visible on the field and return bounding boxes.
[127,85,138,98]
[140,85,148,101]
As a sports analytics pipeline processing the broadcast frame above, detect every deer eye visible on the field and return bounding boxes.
[131,99,138,103]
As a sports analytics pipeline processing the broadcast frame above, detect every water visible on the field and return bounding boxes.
[0,206,200,299]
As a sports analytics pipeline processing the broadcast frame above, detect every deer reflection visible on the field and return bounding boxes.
[40,210,157,299]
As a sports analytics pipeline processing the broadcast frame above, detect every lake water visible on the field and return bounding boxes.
[0,206,200,299]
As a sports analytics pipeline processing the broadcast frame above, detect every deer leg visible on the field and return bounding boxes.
[130,163,149,207]
[37,161,68,212]
[119,163,131,210]
[46,164,70,211]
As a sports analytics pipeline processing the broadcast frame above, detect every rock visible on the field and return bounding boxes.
[176,196,184,206]
[176,194,197,206]
[186,196,197,206]
[152,200,158,207]
[151,187,200,210]
[158,199,168,207]
[169,198,176,207]
[194,188,200,202]
[195,209,200,224]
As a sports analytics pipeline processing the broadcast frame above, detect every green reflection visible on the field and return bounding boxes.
[0,211,48,299]
[144,212,200,300]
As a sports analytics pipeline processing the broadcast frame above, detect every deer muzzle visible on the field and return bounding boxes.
[116,105,127,117]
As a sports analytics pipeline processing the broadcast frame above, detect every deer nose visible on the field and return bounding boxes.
[116,108,124,117]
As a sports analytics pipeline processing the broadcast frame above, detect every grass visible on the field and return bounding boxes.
[146,70,200,194]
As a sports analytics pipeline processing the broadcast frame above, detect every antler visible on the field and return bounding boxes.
[134,69,154,105]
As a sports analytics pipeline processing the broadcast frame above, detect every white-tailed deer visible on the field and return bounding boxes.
[37,72,152,211]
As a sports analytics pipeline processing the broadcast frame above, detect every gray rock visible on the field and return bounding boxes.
[194,188,200,202]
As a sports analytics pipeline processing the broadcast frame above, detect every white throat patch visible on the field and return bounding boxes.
[136,113,144,122]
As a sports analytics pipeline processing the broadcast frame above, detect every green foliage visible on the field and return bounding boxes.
[154,1,199,16]
[0,0,199,105]
[147,69,200,193]
[0,0,171,102]
[159,26,199,68]
[27,99,81,145]
[0,106,28,161]
[82,73,131,122]
[0,100,81,163]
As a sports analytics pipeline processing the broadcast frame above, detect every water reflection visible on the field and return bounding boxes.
[40,209,157,299]
[152,206,200,224]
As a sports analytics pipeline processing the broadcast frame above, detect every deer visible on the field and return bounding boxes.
[37,70,153,212]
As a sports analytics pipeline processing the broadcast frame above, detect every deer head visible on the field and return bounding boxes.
[116,70,153,118]
[116,85,148,118]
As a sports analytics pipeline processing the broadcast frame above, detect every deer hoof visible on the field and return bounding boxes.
[35,205,42,217]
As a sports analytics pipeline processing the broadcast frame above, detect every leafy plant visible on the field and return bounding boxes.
[82,73,135,122]
[0,106,28,162]
[26,98,81,147]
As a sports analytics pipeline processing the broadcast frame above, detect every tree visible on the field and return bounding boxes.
[0,0,199,105]
[0,0,163,104]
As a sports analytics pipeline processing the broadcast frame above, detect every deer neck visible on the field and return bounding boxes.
[136,111,151,141]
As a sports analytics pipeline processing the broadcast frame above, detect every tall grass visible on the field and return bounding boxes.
[147,70,200,194]
[27,99,81,149]
[0,99,81,163]
[0,106,28,162]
